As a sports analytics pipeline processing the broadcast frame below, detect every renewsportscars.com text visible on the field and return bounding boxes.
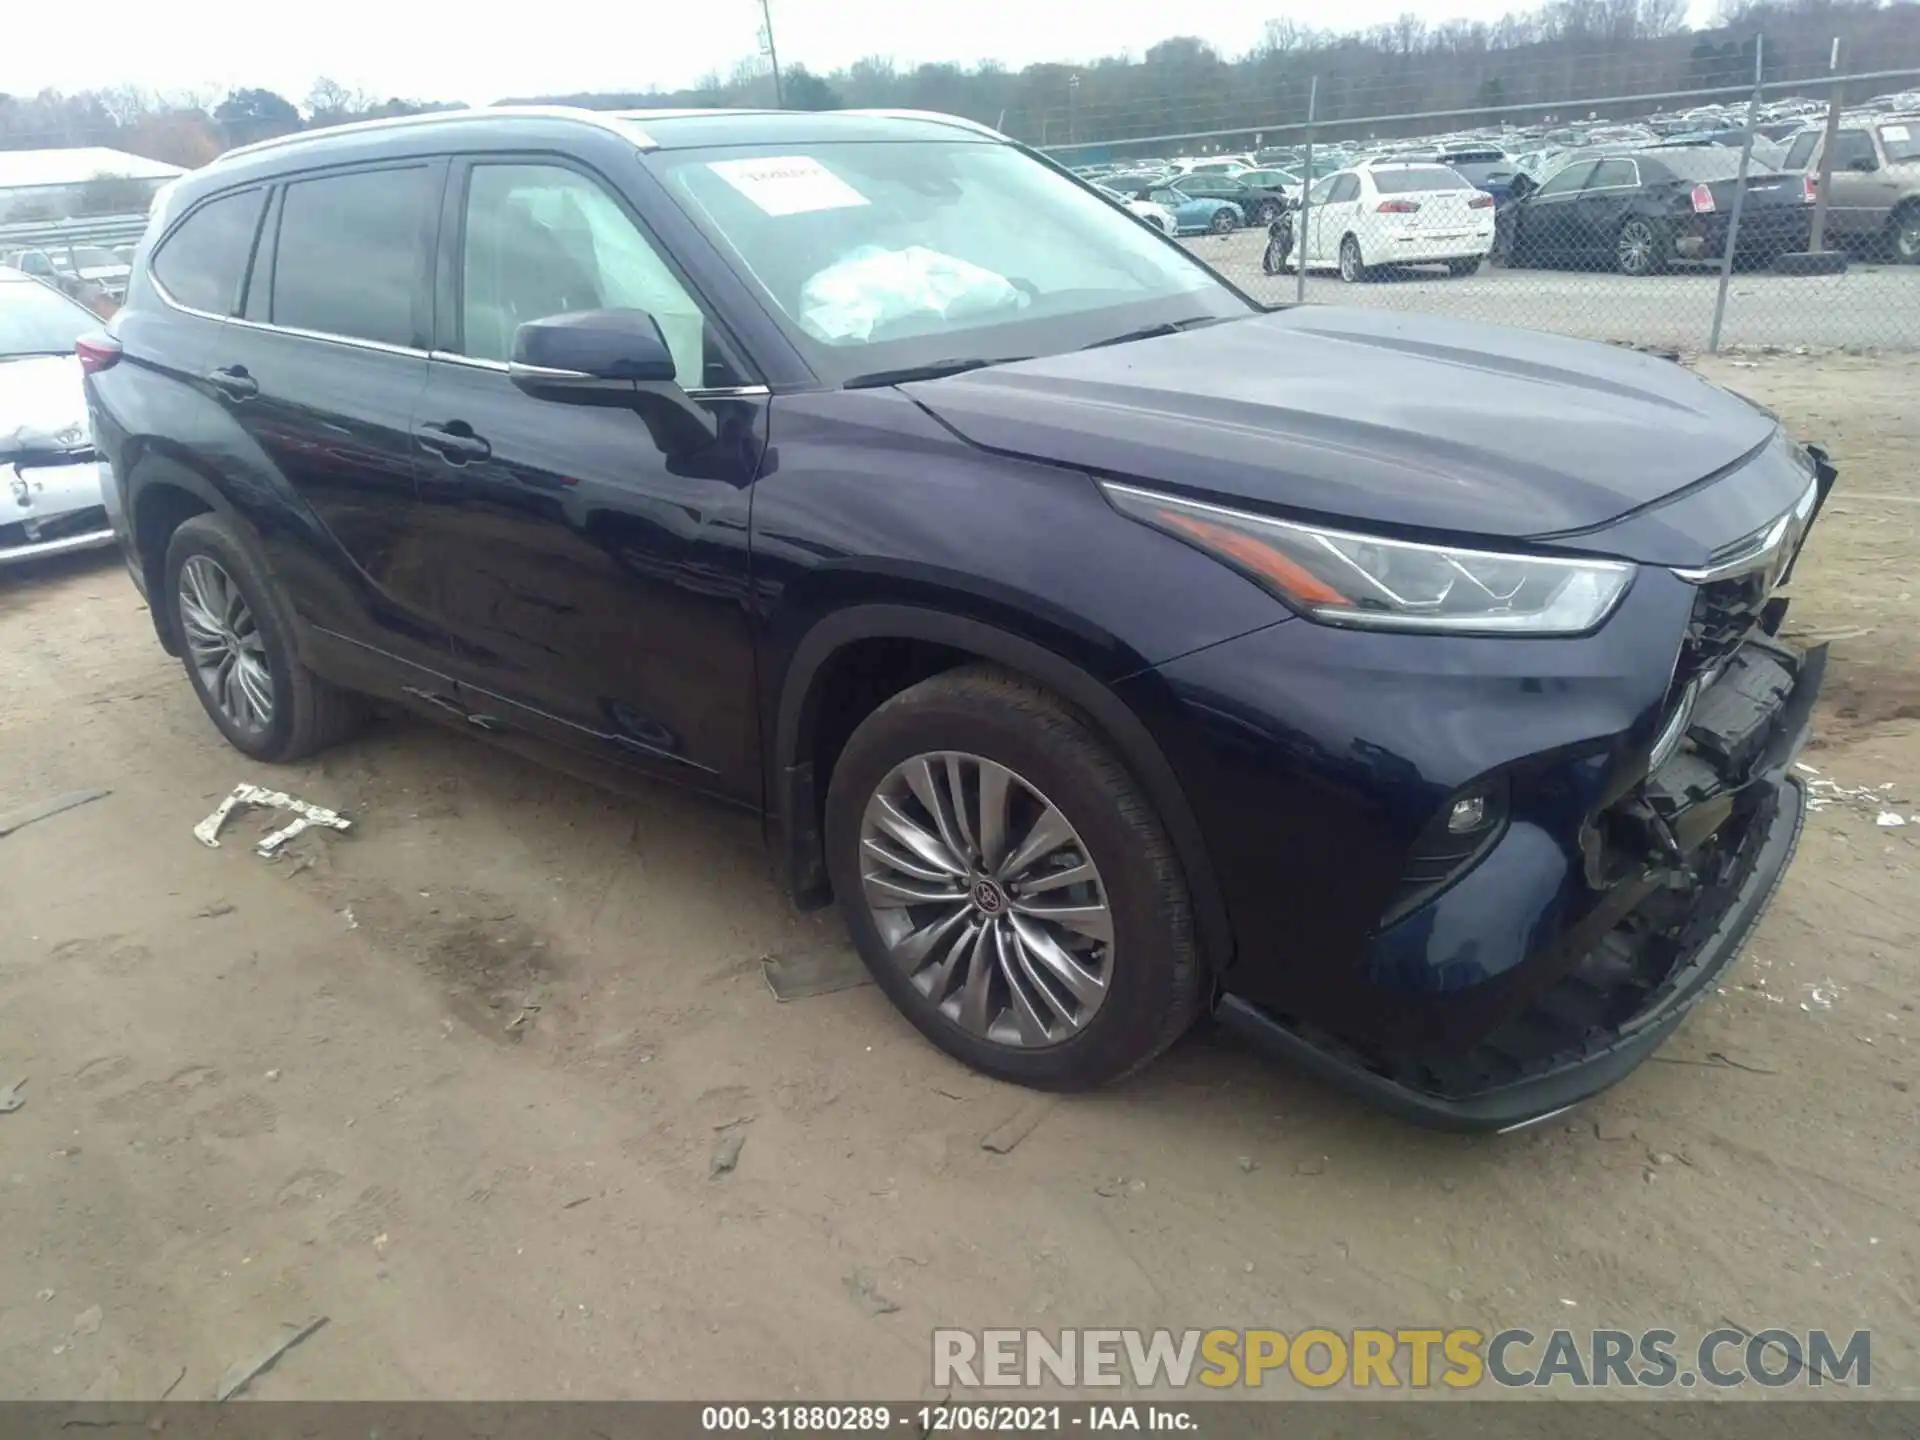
[933,1327,1871,1390]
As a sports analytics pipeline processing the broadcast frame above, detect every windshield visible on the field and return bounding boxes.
[1881,122,1919,162]
[654,140,1247,382]
[0,279,94,358]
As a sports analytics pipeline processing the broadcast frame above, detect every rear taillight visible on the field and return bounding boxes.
[1467,192,1496,209]
[1690,183,1717,214]
[1376,199,1421,213]
[1802,174,1818,204]
[75,333,121,374]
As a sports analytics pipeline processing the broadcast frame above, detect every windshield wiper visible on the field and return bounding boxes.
[1080,316,1232,351]
[840,357,1026,389]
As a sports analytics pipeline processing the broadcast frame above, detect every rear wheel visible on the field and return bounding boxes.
[1615,217,1666,276]
[164,513,363,763]
[1338,234,1370,283]
[1891,203,1920,264]
[1447,257,1483,276]
[1209,207,1238,234]
[824,666,1203,1090]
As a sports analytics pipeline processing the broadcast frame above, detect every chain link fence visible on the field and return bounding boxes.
[1040,40,1920,353]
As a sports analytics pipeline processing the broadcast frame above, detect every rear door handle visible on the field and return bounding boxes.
[206,365,258,400]
[414,422,491,465]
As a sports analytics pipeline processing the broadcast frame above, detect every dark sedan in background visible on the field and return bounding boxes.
[1501,145,1812,274]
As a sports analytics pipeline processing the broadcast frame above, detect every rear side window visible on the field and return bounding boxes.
[1373,167,1470,193]
[152,188,265,314]
[1328,175,1361,203]
[270,167,433,347]
[1832,131,1876,169]
[1589,159,1639,188]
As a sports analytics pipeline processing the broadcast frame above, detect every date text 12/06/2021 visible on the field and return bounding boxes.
[702,1406,1192,1431]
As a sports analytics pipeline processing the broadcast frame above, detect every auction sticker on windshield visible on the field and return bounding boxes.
[708,156,870,216]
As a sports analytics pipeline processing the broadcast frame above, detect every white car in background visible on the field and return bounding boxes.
[1096,184,1178,235]
[2,267,113,565]
[1293,162,1496,282]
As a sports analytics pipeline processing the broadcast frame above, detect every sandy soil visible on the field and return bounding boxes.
[0,353,1915,1401]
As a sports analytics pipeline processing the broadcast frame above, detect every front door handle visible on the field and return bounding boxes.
[414,422,492,465]
[205,365,258,401]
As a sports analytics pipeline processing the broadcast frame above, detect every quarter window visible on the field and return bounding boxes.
[270,167,432,348]
[152,188,265,315]
[458,163,717,389]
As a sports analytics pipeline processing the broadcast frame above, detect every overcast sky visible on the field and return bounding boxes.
[3,0,1713,109]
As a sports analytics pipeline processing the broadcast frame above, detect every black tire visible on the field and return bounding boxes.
[1891,203,1920,264]
[1447,257,1482,277]
[1255,199,1283,225]
[163,512,364,763]
[824,665,1203,1090]
[1261,238,1290,275]
[1209,207,1238,234]
[1338,234,1370,283]
[1615,216,1667,276]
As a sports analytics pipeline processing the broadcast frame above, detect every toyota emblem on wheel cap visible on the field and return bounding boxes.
[972,878,1006,915]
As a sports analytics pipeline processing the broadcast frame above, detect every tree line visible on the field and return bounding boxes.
[3,0,1916,187]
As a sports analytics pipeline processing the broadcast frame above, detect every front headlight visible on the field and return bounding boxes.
[1101,483,1634,636]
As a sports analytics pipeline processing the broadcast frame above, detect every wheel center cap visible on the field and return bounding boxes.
[970,877,1008,916]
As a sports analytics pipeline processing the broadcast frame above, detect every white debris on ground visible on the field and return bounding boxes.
[195,783,353,858]
[1795,764,1915,828]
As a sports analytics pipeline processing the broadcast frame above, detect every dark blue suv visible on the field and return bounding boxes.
[81,107,1834,1129]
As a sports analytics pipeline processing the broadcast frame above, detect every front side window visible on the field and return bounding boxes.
[653,140,1244,380]
[458,163,718,389]
[271,166,432,348]
[1833,131,1877,168]
[152,187,265,315]
[1535,159,1598,197]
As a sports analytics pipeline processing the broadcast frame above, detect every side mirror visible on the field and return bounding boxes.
[508,308,678,404]
[1846,154,1879,172]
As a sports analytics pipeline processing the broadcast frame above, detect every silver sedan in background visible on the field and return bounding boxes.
[2,266,113,566]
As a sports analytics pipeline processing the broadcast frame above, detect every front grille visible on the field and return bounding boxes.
[1676,571,1771,688]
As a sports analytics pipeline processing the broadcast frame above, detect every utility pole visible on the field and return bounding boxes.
[1068,74,1081,145]
[1810,36,1843,253]
[758,0,784,108]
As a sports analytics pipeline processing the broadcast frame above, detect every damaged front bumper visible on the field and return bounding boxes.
[2,454,114,564]
[1220,633,1823,1133]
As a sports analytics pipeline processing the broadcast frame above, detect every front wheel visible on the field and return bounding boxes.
[1615,217,1666,276]
[1255,199,1283,225]
[824,666,1203,1090]
[164,513,364,763]
[1209,207,1238,234]
[1338,234,1370,283]
[1261,236,1292,274]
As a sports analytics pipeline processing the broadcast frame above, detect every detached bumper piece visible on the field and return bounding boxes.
[2,456,114,564]
[1221,637,1822,1132]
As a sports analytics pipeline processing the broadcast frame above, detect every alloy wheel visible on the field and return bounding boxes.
[1210,208,1237,234]
[1897,211,1920,262]
[1340,236,1364,282]
[1617,219,1657,276]
[859,751,1113,1049]
[178,555,274,732]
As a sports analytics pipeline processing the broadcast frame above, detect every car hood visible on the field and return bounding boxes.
[901,306,1778,550]
[0,354,89,454]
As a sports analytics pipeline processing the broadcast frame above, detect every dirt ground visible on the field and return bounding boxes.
[1,352,1916,1403]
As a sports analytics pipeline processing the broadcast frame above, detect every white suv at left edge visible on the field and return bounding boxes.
[1293,162,1497,282]
[2,266,113,565]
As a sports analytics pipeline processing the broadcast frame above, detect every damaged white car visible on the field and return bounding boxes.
[3,265,112,565]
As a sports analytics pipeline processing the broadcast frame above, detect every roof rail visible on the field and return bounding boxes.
[838,109,1007,140]
[217,105,658,164]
